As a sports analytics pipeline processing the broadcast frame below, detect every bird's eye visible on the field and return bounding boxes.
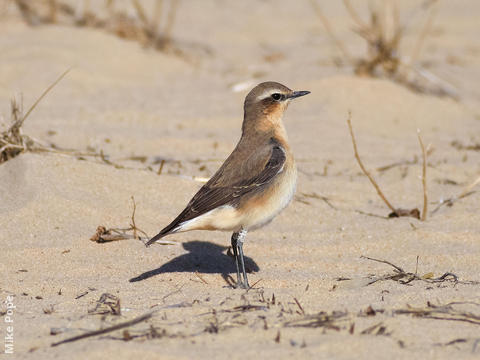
[271,93,283,101]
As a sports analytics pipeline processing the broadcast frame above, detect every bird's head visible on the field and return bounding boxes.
[243,81,310,133]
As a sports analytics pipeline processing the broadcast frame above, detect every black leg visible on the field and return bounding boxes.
[231,232,242,288]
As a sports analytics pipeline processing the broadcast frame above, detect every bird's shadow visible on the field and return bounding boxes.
[129,240,259,282]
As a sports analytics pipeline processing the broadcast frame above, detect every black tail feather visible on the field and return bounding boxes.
[146,205,198,247]
[145,221,180,247]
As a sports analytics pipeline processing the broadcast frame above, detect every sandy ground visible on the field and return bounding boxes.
[1,1,480,359]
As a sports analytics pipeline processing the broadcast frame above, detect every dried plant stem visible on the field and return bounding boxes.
[409,3,437,65]
[0,143,24,153]
[343,0,368,29]
[458,175,480,199]
[431,175,480,214]
[407,64,459,99]
[1,69,70,164]
[309,0,353,63]
[151,0,163,34]
[417,130,428,221]
[195,271,208,284]
[360,255,466,286]
[163,0,179,42]
[130,196,138,240]
[51,312,154,347]
[361,255,405,273]
[22,68,71,127]
[131,0,148,26]
[394,302,480,325]
[48,0,57,23]
[157,159,166,175]
[310,0,456,98]
[90,196,150,243]
[347,112,396,213]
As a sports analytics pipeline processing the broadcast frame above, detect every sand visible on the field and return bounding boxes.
[1,1,479,359]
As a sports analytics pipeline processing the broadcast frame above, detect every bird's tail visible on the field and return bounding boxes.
[146,205,194,247]
[145,220,181,247]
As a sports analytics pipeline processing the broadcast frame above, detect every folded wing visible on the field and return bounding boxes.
[146,138,286,246]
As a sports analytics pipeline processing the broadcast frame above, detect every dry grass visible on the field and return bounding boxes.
[12,0,211,63]
[310,0,458,99]
[359,255,479,286]
[89,196,178,245]
[88,293,122,316]
[394,301,480,326]
[347,111,478,218]
[432,175,480,214]
[417,130,428,221]
[347,111,427,219]
[46,282,480,349]
[51,311,154,347]
[0,69,210,184]
[0,69,70,164]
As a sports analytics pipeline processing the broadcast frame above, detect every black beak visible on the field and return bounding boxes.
[289,90,310,99]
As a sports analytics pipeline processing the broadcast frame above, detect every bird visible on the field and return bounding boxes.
[146,81,310,288]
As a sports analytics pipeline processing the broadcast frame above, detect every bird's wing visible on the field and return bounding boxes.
[146,138,286,245]
[186,138,286,214]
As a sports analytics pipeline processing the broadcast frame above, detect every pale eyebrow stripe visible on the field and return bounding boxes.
[255,89,282,101]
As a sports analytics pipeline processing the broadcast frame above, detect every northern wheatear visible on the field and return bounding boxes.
[146,82,310,288]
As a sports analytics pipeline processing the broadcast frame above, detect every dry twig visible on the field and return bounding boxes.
[348,112,421,219]
[195,271,208,285]
[347,112,396,213]
[432,175,480,214]
[88,293,121,316]
[51,312,154,347]
[1,69,70,164]
[309,0,353,63]
[90,196,157,244]
[347,112,428,219]
[130,195,139,240]
[284,311,349,330]
[311,0,458,98]
[394,302,480,326]
[417,130,428,221]
[408,2,438,65]
[14,0,209,63]
[360,255,478,286]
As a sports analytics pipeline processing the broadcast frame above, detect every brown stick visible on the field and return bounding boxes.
[347,112,396,213]
[157,159,166,175]
[458,175,480,199]
[195,271,208,285]
[360,255,405,273]
[417,131,428,221]
[51,312,154,347]
[431,175,480,214]
[294,298,305,315]
[130,196,138,240]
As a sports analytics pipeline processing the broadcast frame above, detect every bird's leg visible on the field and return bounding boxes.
[230,232,242,288]
[236,229,249,289]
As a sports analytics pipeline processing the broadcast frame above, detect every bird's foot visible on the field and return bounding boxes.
[234,280,250,290]
[234,275,250,289]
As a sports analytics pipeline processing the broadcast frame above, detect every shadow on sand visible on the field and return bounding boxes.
[129,240,259,282]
